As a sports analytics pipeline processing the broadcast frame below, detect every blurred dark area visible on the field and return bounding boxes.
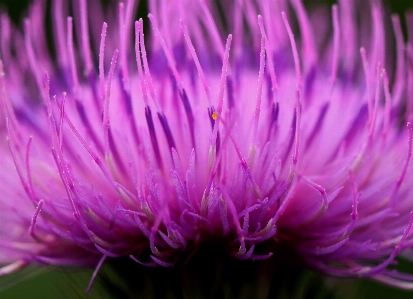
[0,0,413,24]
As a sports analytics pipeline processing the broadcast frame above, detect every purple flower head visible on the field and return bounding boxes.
[1,0,413,290]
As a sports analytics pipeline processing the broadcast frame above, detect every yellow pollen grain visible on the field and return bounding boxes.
[212,111,218,120]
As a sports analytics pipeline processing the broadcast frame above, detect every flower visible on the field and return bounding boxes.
[1,0,413,290]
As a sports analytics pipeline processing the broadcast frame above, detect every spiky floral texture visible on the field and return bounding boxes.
[1,0,413,290]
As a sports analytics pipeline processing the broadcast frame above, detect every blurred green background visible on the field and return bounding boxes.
[1,255,413,299]
[1,0,413,298]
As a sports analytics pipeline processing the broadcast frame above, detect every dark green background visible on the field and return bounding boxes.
[0,0,412,25]
[0,0,413,298]
[0,0,411,48]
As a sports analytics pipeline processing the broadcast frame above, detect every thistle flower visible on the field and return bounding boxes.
[1,0,413,291]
